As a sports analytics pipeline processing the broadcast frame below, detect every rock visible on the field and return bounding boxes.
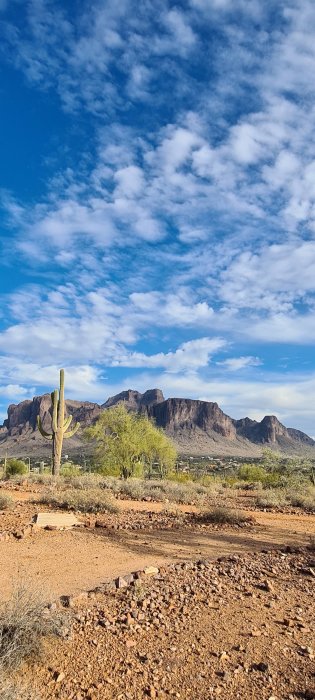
[143,566,159,576]
[36,512,80,529]
[252,662,269,673]
[116,576,129,589]
[55,671,65,683]
[262,579,275,593]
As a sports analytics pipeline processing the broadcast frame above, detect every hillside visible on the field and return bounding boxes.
[0,388,314,458]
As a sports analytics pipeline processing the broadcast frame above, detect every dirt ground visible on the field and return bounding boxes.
[0,487,314,600]
[1,483,315,700]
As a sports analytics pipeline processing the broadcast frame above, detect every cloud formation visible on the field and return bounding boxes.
[1,0,315,432]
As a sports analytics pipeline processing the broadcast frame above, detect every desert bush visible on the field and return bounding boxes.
[256,489,288,508]
[287,488,315,513]
[0,584,61,672]
[0,494,13,510]
[237,463,284,488]
[5,460,28,478]
[197,506,253,525]
[40,487,119,514]
[59,463,82,477]
[0,679,40,700]
[198,475,224,491]
[167,472,193,483]
[28,473,55,485]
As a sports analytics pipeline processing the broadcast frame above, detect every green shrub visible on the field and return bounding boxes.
[167,472,193,484]
[5,460,28,478]
[60,463,82,477]
[238,464,268,482]
[92,462,121,477]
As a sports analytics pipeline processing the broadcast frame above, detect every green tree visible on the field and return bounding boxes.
[84,404,177,479]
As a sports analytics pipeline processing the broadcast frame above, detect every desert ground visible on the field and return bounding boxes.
[0,477,314,700]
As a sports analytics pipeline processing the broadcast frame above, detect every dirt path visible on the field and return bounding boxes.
[0,497,314,601]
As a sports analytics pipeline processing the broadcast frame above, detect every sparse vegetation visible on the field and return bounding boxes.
[39,487,119,513]
[0,494,14,510]
[255,489,288,508]
[197,506,253,525]
[5,460,28,478]
[256,485,315,512]
[0,584,61,672]
[287,487,315,512]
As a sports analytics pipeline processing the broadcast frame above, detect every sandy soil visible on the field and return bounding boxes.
[0,493,314,601]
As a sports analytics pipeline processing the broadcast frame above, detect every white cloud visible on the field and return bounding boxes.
[0,384,35,399]
[130,291,214,326]
[217,356,262,371]
[113,337,226,371]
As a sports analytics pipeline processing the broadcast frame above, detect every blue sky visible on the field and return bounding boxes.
[1,0,315,435]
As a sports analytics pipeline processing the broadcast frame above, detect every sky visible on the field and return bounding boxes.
[1,0,315,435]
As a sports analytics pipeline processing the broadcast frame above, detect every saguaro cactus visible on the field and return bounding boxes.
[37,369,80,476]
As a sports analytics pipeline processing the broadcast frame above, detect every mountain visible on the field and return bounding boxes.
[0,389,314,458]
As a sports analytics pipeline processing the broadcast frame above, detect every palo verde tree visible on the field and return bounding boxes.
[84,403,177,479]
[37,369,80,477]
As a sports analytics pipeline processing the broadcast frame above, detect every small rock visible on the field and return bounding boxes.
[143,566,159,576]
[116,576,129,589]
[252,662,269,673]
[55,671,65,683]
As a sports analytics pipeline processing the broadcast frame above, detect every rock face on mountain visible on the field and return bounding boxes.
[2,395,101,438]
[233,415,289,444]
[147,399,236,438]
[102,389,164,412]
[0,388,314,457]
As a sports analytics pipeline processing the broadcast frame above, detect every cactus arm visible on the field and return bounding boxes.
[52,390,59,433]
[37,415,53,440]
[58,369,65,430]
[64,422,80,439]
[63,415,73,432]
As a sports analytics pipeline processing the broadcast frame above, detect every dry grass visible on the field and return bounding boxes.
[255,489,288,509]
[0,494,14,511]
[0,584,61,672]
[39,487,119,514]
[255,485,315,512]
[197,506,254,526]
[0,679,40,700]
[287,487,315,513]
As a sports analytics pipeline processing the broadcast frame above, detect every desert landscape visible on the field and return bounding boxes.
[2,1,315,698]
[0,455,314,699]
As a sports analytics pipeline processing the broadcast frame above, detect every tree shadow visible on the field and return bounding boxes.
[83,520,308,563]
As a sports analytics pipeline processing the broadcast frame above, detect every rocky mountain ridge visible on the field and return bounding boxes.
[0,388,314,457]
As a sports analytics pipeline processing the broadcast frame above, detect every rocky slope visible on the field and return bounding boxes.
[0,389,314,457]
